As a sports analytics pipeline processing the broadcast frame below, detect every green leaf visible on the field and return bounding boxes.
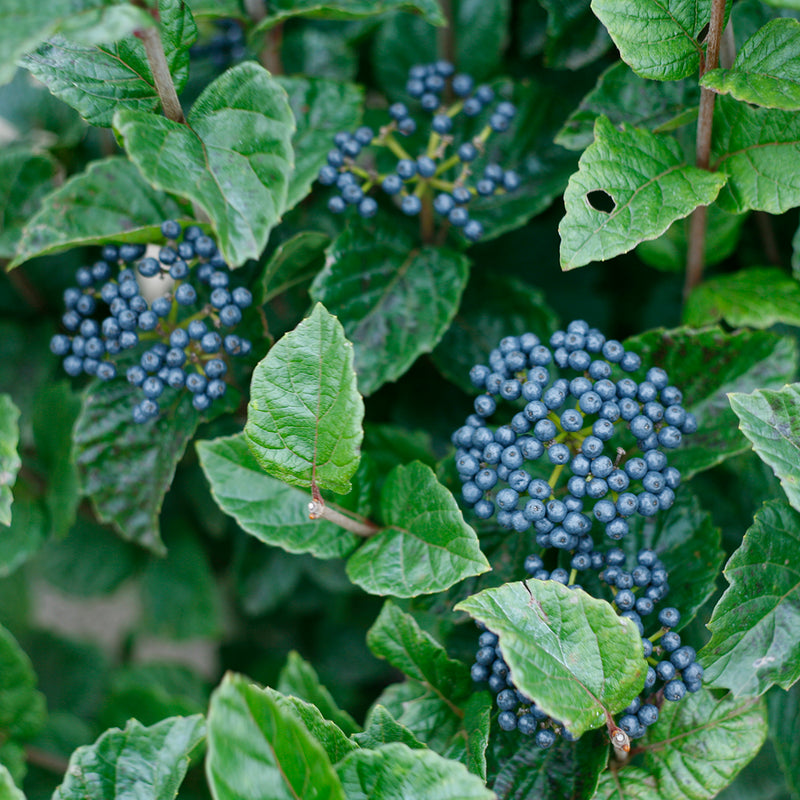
[114,62,295,267]
[431,272,559,393]
[451,0,510,81]
[73,381,200,555]
[196,434,360,559]
[0,498,46,578]
[9,157,187,269]
[685,267,800,328]
[0,764,24,800]
[206,672,345,800]
[0,0,154,86]
[701,500,800,696]
[53,715,205,800]
[245,303,364,494]
[141,524,221,639]
[455,581,646,737]
[277,76,363,211]
[32,381,81,539]
[311,220,470,396]
[590,0,710,81]
[625,489,724,631]
[559,116,726,269]
[462,692,492,780]
[702,18,800,110]
[353,704,426,750]
[713,96,800,214]
[277,651,360,735]
[258,231,331,304]
[592,767,658,800]
[21,0,195,128]
[540,0,611,70]
[0,395,21,527]
[730,383,800,514]
[346,461,490,597]
[640,690,767,799]
[768,684,800,798]
[334,742,495,800]
[366,601,472,705]
[556,61,700,151]
[623,327,799,478]
[253,0,445,32]
[0,147,56,259]
[491,730,608,800]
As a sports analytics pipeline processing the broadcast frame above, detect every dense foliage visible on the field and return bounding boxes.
[2,1,800,798]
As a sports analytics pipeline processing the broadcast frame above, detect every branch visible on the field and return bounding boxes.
[308,497,381,538]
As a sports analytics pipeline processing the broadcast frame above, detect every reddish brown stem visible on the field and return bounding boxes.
[308,497,380,538]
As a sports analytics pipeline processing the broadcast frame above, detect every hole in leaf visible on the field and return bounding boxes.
[696,22,709,44]
[586,190,616,214]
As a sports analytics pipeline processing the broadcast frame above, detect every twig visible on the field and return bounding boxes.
[437,0,456,67]
[308,497,381,538]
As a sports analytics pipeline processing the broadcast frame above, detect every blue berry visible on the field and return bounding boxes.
[175,284,197,306]
[401,195,422,215]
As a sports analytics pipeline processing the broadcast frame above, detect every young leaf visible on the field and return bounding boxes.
[0,395,21,527]
[0,0,154,86]
[206,672,345,800]
[729,383,800,513]
[245,303,364,494]
[257,231,330,304]
[277,651,360,735]
[335,742,495,800]
[455,580,646,737]
[590,0,711,81]
[346,461,490,597]
[556,61,699,151]
[53,715,206,800]
[114,62,295,267]
[701,500,800,696]
[640,689,767,799]
[768,684,800,798]
[701,18,800,110]
[277,76,363,211]
[713,96,800,214]
[20,0,197,127]
[9,157,188,269]
[559,116,726,269]
[73,382,200,556]
[623,327,799,478]
[311,220,470,396]
[366,601,472,704]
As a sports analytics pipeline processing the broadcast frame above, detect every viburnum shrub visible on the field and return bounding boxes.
[2,2,800,799]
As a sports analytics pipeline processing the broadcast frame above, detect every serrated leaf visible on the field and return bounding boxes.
[623,327,799,478]
[277,76,363,211]
[0,395,21,527]
[253,0,445,32]
[353,704,426,750]
[0,0,154,86]
[73,382,199,556]
[640,689,767,799]
[702,18,800,110]
[258,231,331,304]
[556,61,699,151]
[0,147,56,259]
[311,220,470,396]
[590,0,711,81]
[768,684,800,798]
[277,651,360,735]
[335,742,495,800]
[21,0,197,127]
[685,267,800,328]
[701,500,800,696]
[9,157,187,269]
[346,461,490,597]
[196,434,360,559]
[114,62,295,267]
[713,95,800,214]
[53,715,205,800]
[559,116,726,269]
[455,581,646,737]
[245,303,364,494]
[206,672,345,800]
[592,768,659,800]
[730,384,800,514]
[366,601,472,704]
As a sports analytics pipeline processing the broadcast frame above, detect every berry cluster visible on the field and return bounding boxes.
[50,221,253,422]
[317,60,520,242]
[454,321,702,746]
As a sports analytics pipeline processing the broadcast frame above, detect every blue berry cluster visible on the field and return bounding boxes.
[317,60,520,242]
[454,321,702,746]
[50,221,253,422]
